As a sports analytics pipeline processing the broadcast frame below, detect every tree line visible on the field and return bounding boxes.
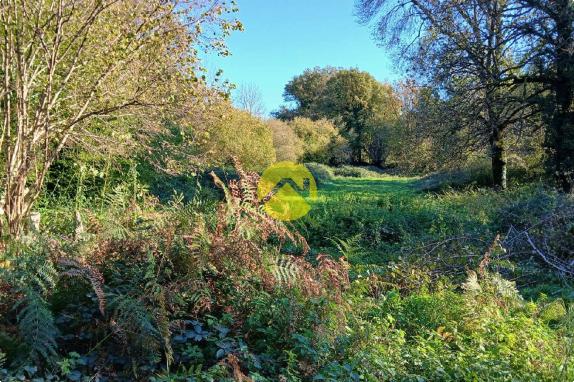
[269,1,572,192]
[355,0,573,191]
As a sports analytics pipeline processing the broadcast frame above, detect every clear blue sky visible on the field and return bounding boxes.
[204,0,403,116]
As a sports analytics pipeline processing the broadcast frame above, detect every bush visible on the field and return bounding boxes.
[333,166,363,178]
[304,162,334,185]
[331,165,388,179]
[195,104,276,171]
[417,157,547,193]
[269,119,305,162]
[417,160,494,192]
[337,271,574,382]
[267,117,351,165]
[291,117,350,164]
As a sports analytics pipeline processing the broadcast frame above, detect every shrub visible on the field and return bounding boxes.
[268,119,304,162]
[417,159,497,192]
[333,166,363,178]
[339,270,574,382]
[329,165,388,179]
[196,104,276,171]
[304,163,334,185]
[291,117,350,164]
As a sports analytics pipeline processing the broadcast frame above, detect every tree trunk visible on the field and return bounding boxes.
[355,145,363,164]
[491,126,507,190]
[3,174,32,239]
[355,127,364,164]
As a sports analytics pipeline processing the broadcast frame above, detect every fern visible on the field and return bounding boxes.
[330,235,364,260]
[463,271,523,308]
[462,271,482,294]
[1,242,60,365]
[58,258,106,315]
[109,295,162,362]
[489,273,522,301]
[188,286,213,314]
[143,253,174,368]
[30,260,59,295]
[3,241,58,294]
[16,290,59,364]
[0,349,6,368]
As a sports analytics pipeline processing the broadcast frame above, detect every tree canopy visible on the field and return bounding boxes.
[275,68,400,165]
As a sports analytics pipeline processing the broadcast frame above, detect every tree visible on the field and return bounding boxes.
[268,117,350,165]
[384,82,446,173]
[274,67,338,121]
[0,0,241,238]
[235,83,266,117]
[290,117,347,164]
[517,0,574,192]
[276,68,399,164]
[357,0,541,189]
[322,69,400,164]
[391,83,497,172]
[364,124,391,167]
[268,119,304,162]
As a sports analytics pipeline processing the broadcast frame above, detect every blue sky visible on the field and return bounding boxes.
[204,0,403,116]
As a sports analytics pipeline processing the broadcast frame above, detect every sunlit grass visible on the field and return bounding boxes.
[296,172,541,266]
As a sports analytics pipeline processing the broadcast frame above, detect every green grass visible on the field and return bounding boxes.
[295,171,572,297]
[297,173,498,263]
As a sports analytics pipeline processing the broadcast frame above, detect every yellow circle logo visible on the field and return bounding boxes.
[257,162,317,221]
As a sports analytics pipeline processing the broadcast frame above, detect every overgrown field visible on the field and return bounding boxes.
[1,164,573,381]
[2,0,573,380]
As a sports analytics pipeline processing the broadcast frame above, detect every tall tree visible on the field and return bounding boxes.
[518,0,574,192]
[235,83,266,117]
[0,0,241,238]
[322,69,400,164]
[357,0,541,189]
[276,67,399,164]
[274,67,338,121]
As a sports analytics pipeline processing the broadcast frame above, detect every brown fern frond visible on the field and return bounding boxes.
[58,258,106,316]
[478,234,500,276]
[317,254,351,301]
[204,159,349,317]
[211,161,310,254]
[150,285,173,368]
[231,157,258,204]
[221,353,253,382]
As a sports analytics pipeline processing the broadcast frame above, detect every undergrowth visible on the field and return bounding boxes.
[0,163,573,381]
